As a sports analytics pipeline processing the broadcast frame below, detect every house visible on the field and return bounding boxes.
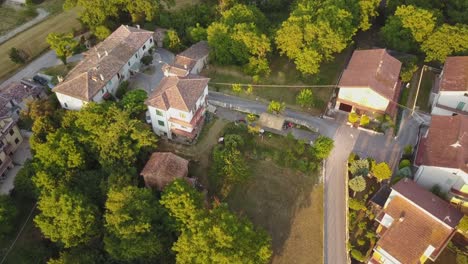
[0,117,23,179]
[369,179,463,264]
[140,152,189,191]
[171,41,210,75]
[414,115,468,213]
[53,25,154,110]
[431,56,468,116]
[145,74,209,142]
[0,81,46,120]
[335,49,402,118]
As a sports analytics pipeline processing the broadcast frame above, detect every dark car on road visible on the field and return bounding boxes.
[33,75,48,86]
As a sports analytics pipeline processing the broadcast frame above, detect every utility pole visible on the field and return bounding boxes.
[412,65,426,115]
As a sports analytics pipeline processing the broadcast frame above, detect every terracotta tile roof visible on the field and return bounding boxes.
[415,115,468,173]
[140,152,189,191]
[377,195,456,264]
[339,49,402,100]
[161,63,189,77]
[392,179,463,228]
[440,56,468,92]
[173,41,209,71]
[145,75,209,112]
[0,82,43,118]
[53,25,153,101]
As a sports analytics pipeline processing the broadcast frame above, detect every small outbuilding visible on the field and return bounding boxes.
[140,152,189,191]
[258,112,285,131]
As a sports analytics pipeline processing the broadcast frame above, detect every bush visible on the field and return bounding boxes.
[267,101,285,114]
[351,250,365,262]
[404,145,413,155]
[9,48,28,64]
[348,112,360,124]
[357,239,366,246]
[349,198,366,211]
[141,55,153,66]
[399,159,411,169]
[232,83,242,94]
[116,81,129,99]
[360,115,370,126]
[349,159,370,177]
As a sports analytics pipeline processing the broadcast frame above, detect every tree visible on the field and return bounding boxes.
[119,89,148,116]
[231,83,242,94]
[312,136,334,160]
[349,176,366,194]
[421,24,468,62]
[400,58,418,82]
[93,25,111,40]
[296,89,314,108]
[34,189,100,248]
[357,0,381,31]
[458,216,468,235]
[349,159,369,177]
[46,33,79,65]
[188,23,207,43]
[9,47,27,64]
[394,5,437,43]
[47,247,104,264]
[104,186,168,261]
[348,112,360,124]
[245,84,253,95]
[172,204,272,264]
[0,195,17,238]
[371,162,392,182]
[164,29,182,52]
[267,101,285,114]
[14,159,38,200]
[446,0,468,24]
[349,198,366,211]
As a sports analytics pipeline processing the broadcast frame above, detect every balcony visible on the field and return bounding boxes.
[168,106,205,129]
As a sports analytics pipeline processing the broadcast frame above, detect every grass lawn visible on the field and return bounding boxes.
[203,50,350,115]
[165,0,200,10]
[40,61,78,77]
[0,5,37,36]
[0,7,81,81]
[415,70,435,113]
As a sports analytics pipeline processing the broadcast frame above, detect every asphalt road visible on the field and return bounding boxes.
[208,92,421,264]
[0,50,83,90]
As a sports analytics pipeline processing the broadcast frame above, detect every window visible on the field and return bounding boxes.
[64,102,68,108]
[465,93,468,97]
[9,129,14,136]
[135,53,138,59]
[143,45,146,50]
[0,159,2,165]
[14,138,19,144]
[101,89,105,94]
[128,61,130,66]
[150,38,153,43]
[179,112,186,119]
[158,120,165,126]
[456,102,466,110]
[156,110,163,116]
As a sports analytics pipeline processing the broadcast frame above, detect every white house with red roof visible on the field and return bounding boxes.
[414,115,468,213]
[53,25,154,110]
[431,56,468,116]
[335,49,402,118]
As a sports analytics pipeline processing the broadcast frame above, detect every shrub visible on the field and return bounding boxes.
[348,112,360,124]
[357,239,366,246]
[372,162,392,182]
[360,115,370,126]
[245,84,253,95]
[349,198,366,211]
[9,48,28,64]
[349,176,367,194]
[458,216,468,235]
[399,159,411,169]
[116,81,129,99]
[351,250,365,262]
[404,145,413,155]
[296,89,314,108]
[348,153,360,164]
[349,159,369,177]
[232,83,242,94]
[400,58,418,82]
[141,55,153,66]
[267,101,285,114]
[297,159,308,173]
[311,136,334,160]
[246,113,257,122]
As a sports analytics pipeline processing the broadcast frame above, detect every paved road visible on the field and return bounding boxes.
[0,51,83,90]
[208,92,421,264]
[0,8,49,45]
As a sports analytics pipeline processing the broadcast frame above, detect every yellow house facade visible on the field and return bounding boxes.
[0,118,23,178]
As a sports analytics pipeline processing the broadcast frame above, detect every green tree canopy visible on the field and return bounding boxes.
[267,101,285,114]
[46,33,78,65]
[349,176,366,194]
[34,189,100,248]
[349,159,369,177]
[296,89,314,108]
[312,136,334,160]
[104,186,169,261]
[47,247,104,264]
[0,195,17,238]
[164,29,182,52]
[371,162,392,182]
[119,89,148,116]
[421,24,468,62]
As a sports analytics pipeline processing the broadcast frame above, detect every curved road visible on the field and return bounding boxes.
[0,8,49,45]
[208,92,421,264]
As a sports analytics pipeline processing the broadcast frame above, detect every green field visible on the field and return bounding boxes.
[0,8,81,81]
[416,70,436,112]
[0,5,37,35]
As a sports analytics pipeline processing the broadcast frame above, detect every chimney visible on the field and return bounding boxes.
[57,76,64,83]
[105,50,108,56]
[183,64,187,69]
[97,52,101,59]
[99,74,104,81]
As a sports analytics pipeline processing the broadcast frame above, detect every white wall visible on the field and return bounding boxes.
[56,93,85,110]
[414,165,468,194]
[190,56,208,75]
[431,91,468,115]
[337,87,390,112]
[148,106,170,137]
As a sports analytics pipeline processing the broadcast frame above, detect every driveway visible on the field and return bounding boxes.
[0,51,83,90]
[0,139,32,195]
[208,92,422,264]
[129,48,174,94]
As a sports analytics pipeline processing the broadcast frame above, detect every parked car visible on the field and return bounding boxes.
[33,75,48,86]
